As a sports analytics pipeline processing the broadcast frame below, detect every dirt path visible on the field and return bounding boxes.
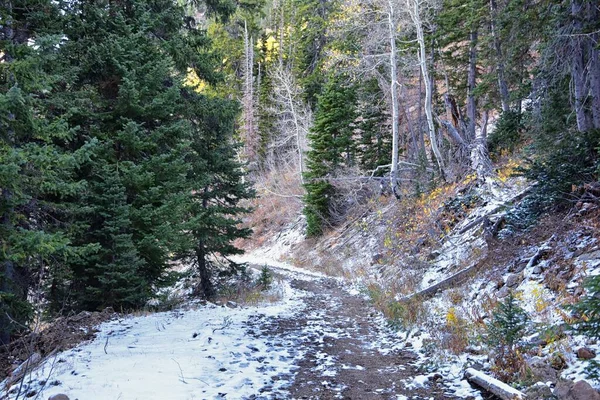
[245,269,466,400]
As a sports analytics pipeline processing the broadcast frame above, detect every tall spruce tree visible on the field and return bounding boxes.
[181,94,254,298]
[41,0,251,311]
[0,0,90,342]
[303,76,356,236]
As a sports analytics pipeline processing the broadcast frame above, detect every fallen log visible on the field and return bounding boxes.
[464,368,526,400]
[0,352,41,393]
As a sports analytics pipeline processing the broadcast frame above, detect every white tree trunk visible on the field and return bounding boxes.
[471,110,493,182]
[387,0,401,197]
[407,0,444,176]
[466,30,478,141]
[270,65,311,184]
[242,20,257,161]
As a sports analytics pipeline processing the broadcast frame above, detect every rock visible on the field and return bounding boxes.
[550,352,567,370]
[554,379,600,400]
[429,373,443,382]
[576,347,596,360]
[528,356,559,383]
[578,250,600,262]
[48,395,70,400]
[497,286,510,298]
[226,301,238,309]
[510,259,528,273]
[372,253,385,264]
[525,383,556,400]
[505,273,523,288]
[427,250,440,261]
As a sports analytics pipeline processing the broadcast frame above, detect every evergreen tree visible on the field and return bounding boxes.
[0,0,89,342]
[182,93,254,298]
[43,0,251,310]
[355,79,391,173]
[303,76,356,236]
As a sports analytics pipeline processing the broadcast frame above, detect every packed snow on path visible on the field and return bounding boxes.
[6,279,309,400]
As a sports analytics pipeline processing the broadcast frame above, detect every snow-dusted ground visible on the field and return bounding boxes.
[4,259,487,400]
[5,278,309,400]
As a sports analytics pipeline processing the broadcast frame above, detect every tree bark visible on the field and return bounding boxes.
[195,244,215,298]
[589,5,600,129]
[571,0,590,132]
[471,109,493,182]
[466,30,478,141]
[489,0,510,113]
[242,21,257,162]
[465,368,526,400]
[387,0,401,198]
[408,0,444,177]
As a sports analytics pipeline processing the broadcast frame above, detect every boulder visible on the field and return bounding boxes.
[525,383,556,400]
[505,273,523,288]
[554,379,600,400]
[48,395,70,400]
[528,356,559,383]
[226,301,238,309]
[576,347,596,360]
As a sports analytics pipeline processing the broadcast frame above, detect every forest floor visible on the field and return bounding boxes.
[1,262,484,400]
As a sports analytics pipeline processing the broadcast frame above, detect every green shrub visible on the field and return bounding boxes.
[486,292,530,382]
[488,110,524,157]
[487,292,529,349]
[500,128,600,235]
[570,275,600,378]
[256,265,273,290]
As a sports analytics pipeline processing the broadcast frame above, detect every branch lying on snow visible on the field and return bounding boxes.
[525,234,556,269]
[464,368,526,400]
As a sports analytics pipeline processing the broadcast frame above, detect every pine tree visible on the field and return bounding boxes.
[303,76,356,236]
[0,0,88,342]
[487,292,529,350]
[181,94,254,298]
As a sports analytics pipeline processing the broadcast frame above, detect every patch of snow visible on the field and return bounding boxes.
[6,280,307,400]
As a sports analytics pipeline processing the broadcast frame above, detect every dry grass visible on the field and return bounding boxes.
[237,165,304,250]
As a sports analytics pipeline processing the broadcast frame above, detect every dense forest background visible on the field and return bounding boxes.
[1,0,599,347]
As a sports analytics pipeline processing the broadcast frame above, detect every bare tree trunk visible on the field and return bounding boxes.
[466,30,478,141]
[591,42,600,129]
[471,110,493,182]
[270,65,311,184]
[571,0,590,132]
[242,21,257,163]
[466,30,493,182]
[408,0,444,176]
[489,0,510,113]
[589,5,600,129]
[387,0,401,197]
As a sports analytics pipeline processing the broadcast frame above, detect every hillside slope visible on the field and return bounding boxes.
[242,173,600,399]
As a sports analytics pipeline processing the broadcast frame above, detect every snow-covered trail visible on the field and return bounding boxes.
[4,263,475,400]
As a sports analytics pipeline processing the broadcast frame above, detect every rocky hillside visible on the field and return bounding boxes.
[241,172,600,399]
